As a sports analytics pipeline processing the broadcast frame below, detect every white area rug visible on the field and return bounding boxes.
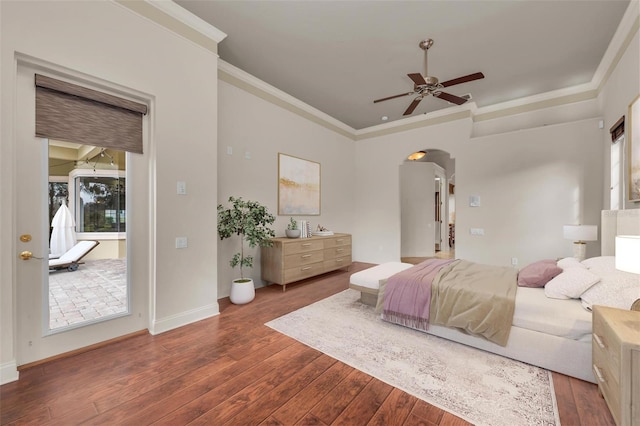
[266,289,559,426]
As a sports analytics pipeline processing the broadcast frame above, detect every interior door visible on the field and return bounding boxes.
[15,63,148,366]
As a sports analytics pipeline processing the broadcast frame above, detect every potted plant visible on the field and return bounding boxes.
[285,217,300,238]
[217,196,275,304]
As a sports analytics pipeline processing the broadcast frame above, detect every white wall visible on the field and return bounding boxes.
[458,117,604,266]
[352,107,606,267]
[1,0,220,380]
[217,79,355,297]
[598,24,640,210]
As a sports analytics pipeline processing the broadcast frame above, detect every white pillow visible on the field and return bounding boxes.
[581,256,617,274]
[544,268,600,299]
[580,270,640,311]
[557,257,587,270]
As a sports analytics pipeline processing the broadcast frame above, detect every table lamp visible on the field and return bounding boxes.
[563,225,598,261]
[615,235,640,274]
[616,235,640,311]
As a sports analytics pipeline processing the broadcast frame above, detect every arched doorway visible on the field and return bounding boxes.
[399,149,455,263]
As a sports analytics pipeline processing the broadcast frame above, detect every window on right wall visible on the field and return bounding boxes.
[610,116,625,210]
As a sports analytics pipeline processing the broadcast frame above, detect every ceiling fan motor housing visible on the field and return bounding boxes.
[424,76,439,86]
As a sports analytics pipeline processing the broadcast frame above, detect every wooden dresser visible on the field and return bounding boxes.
[261,233,352,291]
[592,305,640,426]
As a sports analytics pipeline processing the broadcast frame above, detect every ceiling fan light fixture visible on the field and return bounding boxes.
[408,150,426,161]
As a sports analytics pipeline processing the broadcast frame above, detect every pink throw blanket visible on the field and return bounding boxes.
[382,259,456,331]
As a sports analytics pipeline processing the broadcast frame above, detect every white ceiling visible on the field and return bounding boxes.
[176,0,630,130]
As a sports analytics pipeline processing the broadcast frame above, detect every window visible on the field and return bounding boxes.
[611,136,624,210]
[48,178,68,228]
[69,169,126,236]
[610,116,625,210]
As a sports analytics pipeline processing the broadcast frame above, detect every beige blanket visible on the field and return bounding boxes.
[430,260,517,346]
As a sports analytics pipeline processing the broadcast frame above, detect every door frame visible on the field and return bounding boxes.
[10,53,154,371]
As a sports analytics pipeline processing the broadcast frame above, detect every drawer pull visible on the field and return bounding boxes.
[301,266,312,271]
[302,243,312,247]
[336,248,344,252]
[593,365,606,383]
[336,258,344,262]
[301,254,312,258]
[593,333,605,349]
[336,239,343,243]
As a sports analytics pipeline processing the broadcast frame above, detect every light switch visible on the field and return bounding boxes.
[469,195,481,207]
[470,228,485,236]
[227,146,233,155]
[177,181,187,195]
[175,237,188,249]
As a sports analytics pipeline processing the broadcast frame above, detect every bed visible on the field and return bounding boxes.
[352,209,640,384]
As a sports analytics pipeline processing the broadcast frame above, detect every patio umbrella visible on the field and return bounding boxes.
[50,202,76,257]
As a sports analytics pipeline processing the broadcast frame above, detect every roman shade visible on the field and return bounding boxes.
[610,116,625,142]
[35,74,147,154]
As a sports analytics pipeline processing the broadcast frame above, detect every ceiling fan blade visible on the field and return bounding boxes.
[407,73,427,86]
[434,91,468,105]
[403,97,423,115]
[373,92,414,103]
[440,72,485,88]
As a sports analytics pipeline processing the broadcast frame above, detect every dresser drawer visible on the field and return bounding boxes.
[324,245,351,260]
[593,315,621,383]
[323,255,352,271]
[324,235,351,248]
[285,250,324,268]
[593,347,621,424]
[283,239,324,255]
[284,262,324,283]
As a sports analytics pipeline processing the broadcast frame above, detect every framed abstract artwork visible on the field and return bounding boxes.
[629,95,640,202]
[278,153,320,215]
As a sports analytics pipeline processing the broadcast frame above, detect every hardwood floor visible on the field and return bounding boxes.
[1,262,614,425]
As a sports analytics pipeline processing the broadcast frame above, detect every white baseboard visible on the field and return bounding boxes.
[0,360,19,384]
[149,303,219,335]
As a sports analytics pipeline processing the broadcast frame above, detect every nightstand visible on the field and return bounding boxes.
[592,305,640,426]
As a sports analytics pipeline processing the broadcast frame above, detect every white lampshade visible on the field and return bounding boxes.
[615,235,640,274]
[563,225,598,242]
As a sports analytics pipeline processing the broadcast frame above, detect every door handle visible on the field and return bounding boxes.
[19,251,44,260]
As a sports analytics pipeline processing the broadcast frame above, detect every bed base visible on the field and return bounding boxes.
[350,265,595,384]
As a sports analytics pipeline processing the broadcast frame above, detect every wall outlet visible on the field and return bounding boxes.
[511,257,518,266]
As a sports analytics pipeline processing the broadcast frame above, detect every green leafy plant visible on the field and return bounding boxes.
[217,196,276,281]
[287,217,298,230]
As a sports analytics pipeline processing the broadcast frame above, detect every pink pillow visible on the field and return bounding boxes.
[518,259,562,288]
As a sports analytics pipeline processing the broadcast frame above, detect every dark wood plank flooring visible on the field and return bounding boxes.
[1,262,614,425]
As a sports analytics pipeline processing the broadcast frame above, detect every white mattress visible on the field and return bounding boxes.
[512,287,592,342]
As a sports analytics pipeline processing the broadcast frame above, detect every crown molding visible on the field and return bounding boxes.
[213,2,639,140]
[115,0,227,53]
[219,60,356,140]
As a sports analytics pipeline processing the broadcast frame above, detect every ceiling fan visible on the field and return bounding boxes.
[374,39,484,116]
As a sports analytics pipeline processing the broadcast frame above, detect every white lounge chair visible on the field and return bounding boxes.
[49,240,100,272]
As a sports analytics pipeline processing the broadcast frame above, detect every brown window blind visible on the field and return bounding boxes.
[610,116,625,142]
[35,74,147,154]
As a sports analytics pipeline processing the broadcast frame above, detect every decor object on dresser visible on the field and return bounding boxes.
[261,233,351,291]
[278,153,320,215]
[563,224,598,261]
[217,196,275,304]
[592,305,640,426]
[285,217,300,239]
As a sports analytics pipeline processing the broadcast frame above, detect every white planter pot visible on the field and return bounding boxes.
[230,278,255,304]
[285,229,301,238]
